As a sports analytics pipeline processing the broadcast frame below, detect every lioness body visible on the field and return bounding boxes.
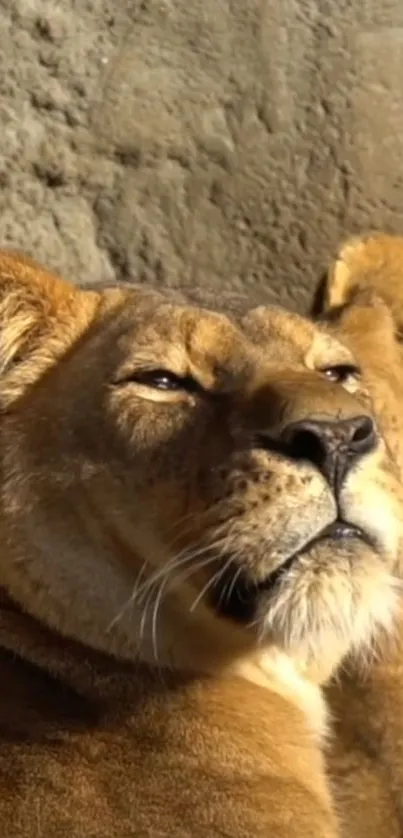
[0,593,336,838]
[0,249,402,836]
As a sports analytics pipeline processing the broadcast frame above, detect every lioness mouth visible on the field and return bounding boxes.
[211,520,370,624]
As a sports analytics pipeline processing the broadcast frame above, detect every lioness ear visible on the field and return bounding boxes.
[0,250,79,378]
[325,232,403,333]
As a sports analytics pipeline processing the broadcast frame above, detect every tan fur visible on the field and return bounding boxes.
[320,232,403,837]
[1,250,403,836]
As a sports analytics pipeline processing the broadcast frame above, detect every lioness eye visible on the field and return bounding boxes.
[321,364,361,383]
[127,369,202,394]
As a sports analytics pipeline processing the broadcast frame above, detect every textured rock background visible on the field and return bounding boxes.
[2,0,403,311]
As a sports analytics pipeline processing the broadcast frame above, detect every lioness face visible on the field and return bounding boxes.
[1,258,402,676]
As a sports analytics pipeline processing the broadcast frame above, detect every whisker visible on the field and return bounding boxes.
[225,563,244,605]
[106,535,230,633]
[166,508,233,549]
[151,573,169,667]
[190,552,235,614]
[106,557,150,633]
[135,531,234,602]
[140,586,154,647]
[134,546,209,603]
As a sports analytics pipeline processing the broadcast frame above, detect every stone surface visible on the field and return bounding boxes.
[2,0,403,312]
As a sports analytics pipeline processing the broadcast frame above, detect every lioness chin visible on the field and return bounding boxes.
[0,249,402,837]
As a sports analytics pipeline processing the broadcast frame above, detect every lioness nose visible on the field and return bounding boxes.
[281,416,376,490]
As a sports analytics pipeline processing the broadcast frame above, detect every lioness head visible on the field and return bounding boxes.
[0,252,402,680]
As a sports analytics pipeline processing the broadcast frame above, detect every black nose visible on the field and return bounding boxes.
[281,415,377,490]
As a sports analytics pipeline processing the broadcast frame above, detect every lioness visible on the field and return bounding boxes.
[317,232,403,838]
[0,250,402,836]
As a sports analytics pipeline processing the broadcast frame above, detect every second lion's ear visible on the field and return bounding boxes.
[325,232,403,333]
[317,233,403,379]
